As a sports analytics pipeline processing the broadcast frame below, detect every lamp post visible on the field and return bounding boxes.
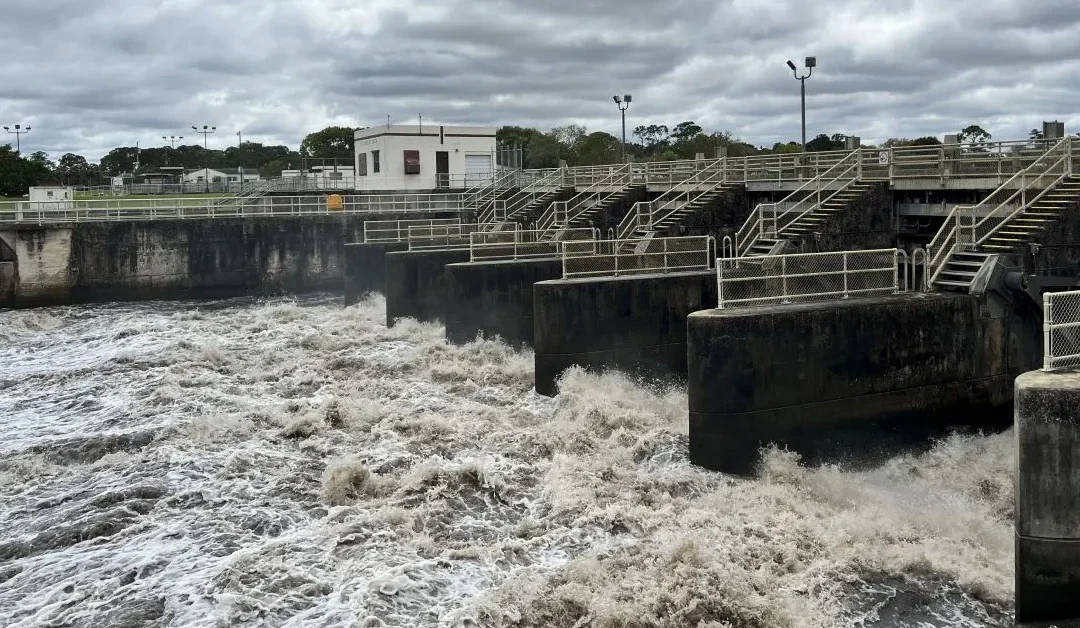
[191,125,216,193]
[162,135,184,149]
[786,57,816,152]
[236,130,244,192]
[613,94,631,163]
[3,124,30,155]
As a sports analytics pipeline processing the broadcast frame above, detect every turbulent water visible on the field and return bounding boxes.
[0,294,1016,627]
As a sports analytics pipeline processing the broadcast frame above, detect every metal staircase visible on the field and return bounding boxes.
[734,150,865,257]
[535,165,644,239]
[498,168,570,223]
[646,159,733,234]
[927,137,1077,292]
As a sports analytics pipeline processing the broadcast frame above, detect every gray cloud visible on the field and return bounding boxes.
[1,0,1078,161]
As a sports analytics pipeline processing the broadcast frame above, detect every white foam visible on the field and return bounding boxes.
[0,293,1015,627]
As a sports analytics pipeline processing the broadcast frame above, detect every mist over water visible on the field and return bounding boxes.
[0,294,1015,627]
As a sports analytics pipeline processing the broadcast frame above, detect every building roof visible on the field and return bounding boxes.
[354,124,496,141]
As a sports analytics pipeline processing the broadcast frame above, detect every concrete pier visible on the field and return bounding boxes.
[533,270,717,396]
[1015,369,1080,625]
[0,216,361,308]
[384,248,471,326]
[687,293,1033,475]
[444,258,561,347]
[344,242,407,305]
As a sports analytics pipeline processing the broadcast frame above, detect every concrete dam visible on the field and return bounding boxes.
[5,137,1080,624]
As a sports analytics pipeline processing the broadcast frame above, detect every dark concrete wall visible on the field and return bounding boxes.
[0,261,14,305]
[1024,195,1080,276]
[533,271,717,396]
[384,248,471,326]
[657,186,753,240]
[688,292,1039,475]
[1014,370,1080,625]
[785,182,896,253]
[444,258,562,347]
[582,186,651,236]
[0,216,364,308]
[344,242,407,305]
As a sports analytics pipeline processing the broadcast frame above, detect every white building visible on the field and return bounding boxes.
[28,187,74,208]
[183,167,261,185]
[354,125,497,191]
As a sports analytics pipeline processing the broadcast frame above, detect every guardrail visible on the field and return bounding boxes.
[469,228,598,262]
[0,193,465,224]
[407,223,484,250]
[718,248,902,308]
[364,218,462,243]
[1044,289,1080,371]
[561,235,716,279]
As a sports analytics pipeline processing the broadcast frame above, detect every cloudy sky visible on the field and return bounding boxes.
[1,0,1077,161]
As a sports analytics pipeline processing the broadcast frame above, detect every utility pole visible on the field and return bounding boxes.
[3,124,30,155]
[613,95,632,163]
[786,57,816,152]
[191,125,216,193]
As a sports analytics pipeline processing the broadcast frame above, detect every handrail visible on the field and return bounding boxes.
[561,235,716,279]
[733,150,860,256]
[475,169,522,224]
[364,218,462,243]
[503,167,566,219]
[537,164,633,239]
[616,201,652,240]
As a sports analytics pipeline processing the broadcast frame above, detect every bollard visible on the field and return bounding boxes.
[1015,370,1080,625]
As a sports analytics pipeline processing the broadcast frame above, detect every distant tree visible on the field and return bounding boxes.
[525,133,562,168]
[497,126,542,151]
[57,153,91,186]
[259,159,288,178]
[300,126,356,160]
[1029,128,1044,140]
[670,121,703,145]
[958,125,992,151]
[806,133,845,152]
[771,142,803,154]
[573,131,621,165]
[551,124,587,149]
[632,124,669,154]
[881,137,942,148]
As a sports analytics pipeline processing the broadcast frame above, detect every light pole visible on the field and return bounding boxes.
[613,94,631,163]
[786,57,816,152]
[192,125,216,193]
[236,130,244,191]
[3,124,30,155]
[162,135,183,149]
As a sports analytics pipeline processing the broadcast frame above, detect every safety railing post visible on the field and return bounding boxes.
[843,252,849,298]
[781,256,789,304]
[1043,291,1053,371]
[663,237,669,273]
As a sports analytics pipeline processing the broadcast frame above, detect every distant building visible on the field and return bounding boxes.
[183,167,261,185]
[354,125,497,190]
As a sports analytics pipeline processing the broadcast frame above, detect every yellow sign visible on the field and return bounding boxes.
[327,194,344,211]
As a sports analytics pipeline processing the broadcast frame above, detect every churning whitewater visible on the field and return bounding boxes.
[0,294,1015,627]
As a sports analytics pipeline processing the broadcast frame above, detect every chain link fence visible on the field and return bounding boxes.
[1043,290,1080,371]
[561,236,715,279]
[718,248,901,308]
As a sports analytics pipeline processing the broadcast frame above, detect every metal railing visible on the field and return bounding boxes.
[648,160,727,228]
[734,151,861,256]
[503,168,567,219]
[1044,289,1080,371]
[469,227,598,262]
[407,223,484,250]
[474,170,522,225]
[0,193,465,224]
[537,164,634,239]
[616,201,653,240]
[718,248,901,308]
[364,218,462,243]
[561,235,716,279]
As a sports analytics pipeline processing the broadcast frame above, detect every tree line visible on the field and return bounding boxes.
[0,126,357,197]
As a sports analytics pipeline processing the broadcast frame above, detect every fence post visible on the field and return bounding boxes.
[782,256,789,304]
[843,252,849,298]
[718,265,724,309]
[663,238,669,273]
[1043,292,1053,371]
[614,246,620,277]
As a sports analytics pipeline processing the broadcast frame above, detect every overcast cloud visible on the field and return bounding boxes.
[1,0,1078,160]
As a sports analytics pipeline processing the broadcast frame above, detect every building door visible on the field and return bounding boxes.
[464,153,492,187]
[436,151,450,188]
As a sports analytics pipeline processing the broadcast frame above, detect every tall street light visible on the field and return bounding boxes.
[236,130,244,192]
[162,135,184,149]
[613,94,631,163]
[192,125,216,193]
[3,124,31,155]
[786,57,816,152]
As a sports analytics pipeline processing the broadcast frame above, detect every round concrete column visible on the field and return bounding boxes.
[1015,370,1080,625]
